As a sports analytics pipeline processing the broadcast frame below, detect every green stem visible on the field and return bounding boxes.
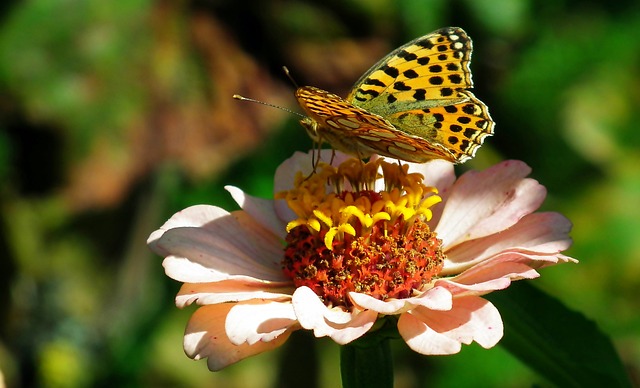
[340,335,393,388]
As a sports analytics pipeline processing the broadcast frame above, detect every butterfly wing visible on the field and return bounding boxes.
[383,91,494,163]
[296,86,456,162]
[346,27,494,163]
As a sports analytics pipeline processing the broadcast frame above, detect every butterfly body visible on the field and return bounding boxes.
[295,27,494,164]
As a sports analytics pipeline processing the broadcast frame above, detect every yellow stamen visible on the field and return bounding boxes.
[313,209,334,228]
[280,158,442,250]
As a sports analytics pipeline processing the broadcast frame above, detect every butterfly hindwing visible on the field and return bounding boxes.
[385,91,494,163]
[297,86,456,162]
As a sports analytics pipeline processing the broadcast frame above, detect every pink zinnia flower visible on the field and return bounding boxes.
[147,151,576,371]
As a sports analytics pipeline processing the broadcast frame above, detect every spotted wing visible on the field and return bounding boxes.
[296,86,455,162]
[346,27,494,163]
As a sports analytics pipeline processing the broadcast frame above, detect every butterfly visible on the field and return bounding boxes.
[295,27,494,164]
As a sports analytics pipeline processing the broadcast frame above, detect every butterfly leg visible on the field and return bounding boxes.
[302,140,322,182]
[311,140,323,171]
[329,149,337,165]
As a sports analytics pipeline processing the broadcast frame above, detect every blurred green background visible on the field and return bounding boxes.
[1,0,639,386]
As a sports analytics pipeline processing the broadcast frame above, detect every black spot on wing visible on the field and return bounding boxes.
[440,88,453,97]
[403,69,419,79]
[429,76,444,85]
[357,88,380,98]
[413,89,426,101]
[462,104,476,115]
[383,65,399,78]
[448,74,463,84]
[393,81,412,91]
[364,78,386,87]
[463,128,476,139]
[397,50,418,61]
[416,39,434,49]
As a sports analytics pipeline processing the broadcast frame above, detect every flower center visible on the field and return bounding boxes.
[279,158,445,308]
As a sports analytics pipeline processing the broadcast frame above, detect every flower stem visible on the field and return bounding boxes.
[340,334,393,388]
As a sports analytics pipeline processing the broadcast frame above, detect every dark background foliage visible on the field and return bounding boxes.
[0,0,638,386]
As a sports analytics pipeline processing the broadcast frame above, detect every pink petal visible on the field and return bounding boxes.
[435,160,547,248]
[184,304,292,371]
[398,296,503,355]
[545,253,577,265]
[148,205,229,255]
[442,212,574,273]
[349,286,453,314]
[435,276,515,296]
[409,159,457,226]
[448,255,541,285]
[274,198,297,229]
[436,247,578,296]
[225,185,287,238]
[274,151,317,193]
[175,281,293,308]
[291,286,378,344]
[405,159,457,193]
[226,301,298,345]
[398,312,461,354]
[446,249,572,290]
[156,209,287,283]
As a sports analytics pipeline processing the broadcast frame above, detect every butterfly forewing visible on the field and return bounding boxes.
[296,87,457,162]
[348,27,474,113]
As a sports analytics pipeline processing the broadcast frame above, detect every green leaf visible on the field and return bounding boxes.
[486,282,631,387]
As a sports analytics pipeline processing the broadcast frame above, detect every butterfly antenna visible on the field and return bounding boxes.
[232,94,304,118]
[282,66,300,89]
